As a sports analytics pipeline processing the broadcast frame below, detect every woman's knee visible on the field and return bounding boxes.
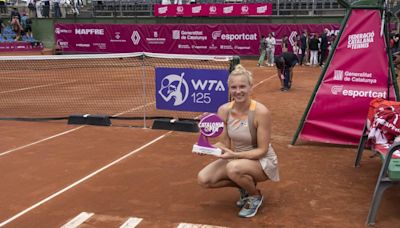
[197,172,213,188]
[226,161,243,179]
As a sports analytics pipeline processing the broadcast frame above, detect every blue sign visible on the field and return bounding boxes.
[155,67,229,112]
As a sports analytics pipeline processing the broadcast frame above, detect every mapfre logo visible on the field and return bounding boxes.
[74,29,104,35]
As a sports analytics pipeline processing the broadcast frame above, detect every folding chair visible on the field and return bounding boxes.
[355,98,400,225]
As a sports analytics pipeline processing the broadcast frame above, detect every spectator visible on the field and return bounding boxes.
[36,0,43,18]
[60,0,68,18]
[265,32,276,67]
[292,39,300,60]
[308,33,320,67]
[299,30,308,66]
[42,0,50,18]
[10,7,21,23]
[257,35,266,67]
[27,0,37,18]
[70,0,80,15]
[0,0,6,14]
[328,33,336,54]
[53,0,61,17]
[319,28,329,67]
[0,15,4,35]
[11,15,23,41]
[21,13,33,38]
[394,34,400,53]
[281,35,289,53]
[393,51,400,69]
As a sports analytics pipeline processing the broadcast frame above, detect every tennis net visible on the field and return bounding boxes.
[0,52,238,125]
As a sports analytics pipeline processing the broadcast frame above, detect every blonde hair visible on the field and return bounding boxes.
[228,64,253,86]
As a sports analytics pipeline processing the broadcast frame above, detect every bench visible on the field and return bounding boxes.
[355,98,400,225]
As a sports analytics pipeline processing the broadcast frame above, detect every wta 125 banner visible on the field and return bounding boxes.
[155,67,229,112]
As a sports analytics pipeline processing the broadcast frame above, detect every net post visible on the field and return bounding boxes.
[230,56,240,72]
[141,53,147,129]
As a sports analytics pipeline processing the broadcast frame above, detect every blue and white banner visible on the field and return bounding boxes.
[155,67,229,112]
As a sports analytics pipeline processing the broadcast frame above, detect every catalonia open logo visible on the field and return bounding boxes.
[198,113,224,137]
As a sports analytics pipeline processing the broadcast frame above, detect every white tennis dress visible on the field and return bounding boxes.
[226,100,280,182]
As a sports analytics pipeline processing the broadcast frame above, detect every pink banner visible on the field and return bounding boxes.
[54,23,340,55]
[0,42,43,52]
[154,3,272,17]
[299,9,397,145]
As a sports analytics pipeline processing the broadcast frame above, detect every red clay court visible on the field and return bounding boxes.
[1,59,400,228]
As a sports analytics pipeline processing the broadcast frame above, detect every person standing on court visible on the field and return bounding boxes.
[299,30,308,66]
[308,33,320,67]
[265,32,276,67]
[274,51,299,91]
[197,64,279,218]
[281,35,289,53]
[257,35,267,67]
[319,28,329,67]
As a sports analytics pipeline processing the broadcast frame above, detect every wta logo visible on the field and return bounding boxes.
[158,73,189,106]
[331,85,387,99]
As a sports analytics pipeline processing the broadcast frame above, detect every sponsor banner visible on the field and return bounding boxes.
[299,9,397,145]
[0,42,43,52]
[155,67,229,112]
[154,3,272,17]
[54,23,340,55]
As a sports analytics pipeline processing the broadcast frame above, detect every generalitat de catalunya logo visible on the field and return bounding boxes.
[158,73,189,106]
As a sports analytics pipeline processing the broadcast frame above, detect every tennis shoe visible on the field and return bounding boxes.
[236,188,249,208]
[238,195,263,218]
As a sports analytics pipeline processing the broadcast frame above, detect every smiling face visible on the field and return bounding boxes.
[228,74,252,103]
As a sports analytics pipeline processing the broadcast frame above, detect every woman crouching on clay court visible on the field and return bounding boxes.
[197,64,279,218]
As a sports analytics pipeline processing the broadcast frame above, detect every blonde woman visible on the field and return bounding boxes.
[197,64,279,218]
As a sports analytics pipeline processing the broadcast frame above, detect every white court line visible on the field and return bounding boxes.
[0,126,86,158]
[0,80,77,94]
[112,102,156,117]
[177,223,228,228]
[0,131,171,227]
[253,74,277,89]
[61,212,94,228]
[119,217,143,228]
